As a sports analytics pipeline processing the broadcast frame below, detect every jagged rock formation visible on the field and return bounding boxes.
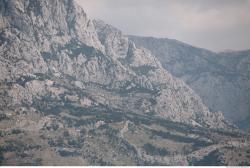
[0,0,231,130]
[128,36,250,132]
[0,0,250,166]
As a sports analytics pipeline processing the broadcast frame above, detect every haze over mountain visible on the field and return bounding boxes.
[76,0,250,51]
[128,36,250,132]
[0,0,250,166]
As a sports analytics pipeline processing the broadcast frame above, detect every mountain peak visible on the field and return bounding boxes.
[0,0,233,129]
[0,0,104,52]
[1,1,249,166]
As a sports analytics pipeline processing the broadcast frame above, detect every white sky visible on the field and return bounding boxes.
[76,0,250,51]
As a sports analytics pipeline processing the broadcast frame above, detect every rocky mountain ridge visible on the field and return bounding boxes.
[0,0,231,129]
[0,0,249,166]
[128,35,250,131]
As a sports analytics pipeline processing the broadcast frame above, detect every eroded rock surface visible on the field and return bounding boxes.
[0,0,249,166]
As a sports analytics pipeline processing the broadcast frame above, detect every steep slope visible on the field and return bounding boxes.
[128,35,250,131]
[0,0,249,166]
[0,0,231,130]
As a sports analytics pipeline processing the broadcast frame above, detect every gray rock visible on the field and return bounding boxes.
[2,0,249,166]
[128,35,250,131]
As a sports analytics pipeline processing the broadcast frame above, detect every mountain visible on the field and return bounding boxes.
[0,0,250,166]
[128,35,250,132]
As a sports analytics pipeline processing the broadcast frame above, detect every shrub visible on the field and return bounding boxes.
[143,143,170,156]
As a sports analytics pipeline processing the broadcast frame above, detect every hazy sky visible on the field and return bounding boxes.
[76,0,250,51]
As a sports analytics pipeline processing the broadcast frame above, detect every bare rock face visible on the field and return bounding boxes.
[0,0,104,52]
[0,0,231,129]
[2,0,250,166]
[93,20,234,129]
[128,35,250,132]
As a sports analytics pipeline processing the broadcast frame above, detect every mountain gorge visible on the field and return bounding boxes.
[0,0,250,166]
[128,36,250,132]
